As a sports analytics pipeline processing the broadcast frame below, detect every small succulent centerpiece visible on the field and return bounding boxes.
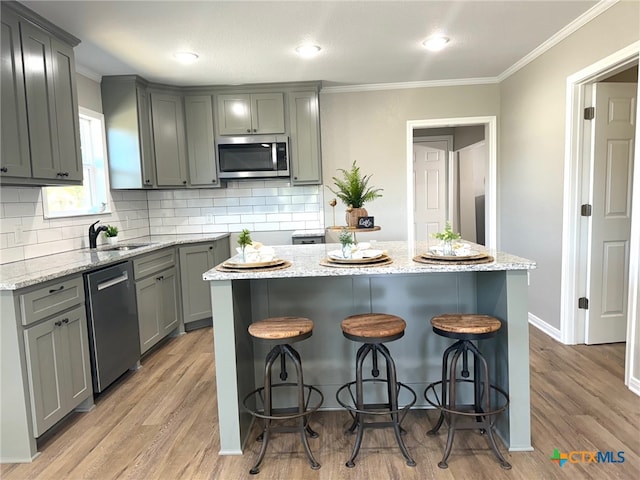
[338,228,354,259]
[238,229,252,262]
[103,225,118,245]
[432,221,461,255]
[329,161,383,227]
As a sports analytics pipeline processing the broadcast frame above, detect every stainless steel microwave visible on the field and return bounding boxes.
[216,135,290,179]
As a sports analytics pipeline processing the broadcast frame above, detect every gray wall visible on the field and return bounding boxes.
[500,1,639,329]
[320,84,500,240]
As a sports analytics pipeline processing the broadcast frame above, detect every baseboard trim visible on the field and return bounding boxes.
[528,312,563,343]
[628,376,640,397]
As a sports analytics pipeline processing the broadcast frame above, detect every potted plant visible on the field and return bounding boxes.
[329,161,383,227]
[103,225,118,245]
[338,228,354,259]
[432,221,461,255]
[238,229,252,262]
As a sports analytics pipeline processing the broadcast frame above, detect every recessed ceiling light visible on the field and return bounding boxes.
[422,36,449,52]
[295,44,321,58]
[174,51,199,64]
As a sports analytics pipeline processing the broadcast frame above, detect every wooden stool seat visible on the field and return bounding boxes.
[431,314,501,339]
[249,316,314,341]
[341,313,406,341]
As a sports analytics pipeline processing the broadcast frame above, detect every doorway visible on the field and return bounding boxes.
[406,117,497,250]
[560,42,639,388]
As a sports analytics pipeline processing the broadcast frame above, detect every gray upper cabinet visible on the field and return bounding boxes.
[288,90,322,185]
[150,92,188,187]
[216,93,285,135]
[0,2,82,186]
[0,9,31,178]
[101,76,155,188]
[184,95,218,187]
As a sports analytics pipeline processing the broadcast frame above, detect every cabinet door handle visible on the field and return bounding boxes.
[212,179,216,183]
[301,240,316,244]
[49,285,65,293]
[182,180,187,185]
[55,321,62,327]
[0,167,7,173]
[63,172,69,177]
[62,318,69,324]
[156,275,164,281]
[246,129,251,133]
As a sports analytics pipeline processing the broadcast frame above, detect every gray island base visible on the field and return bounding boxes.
[203,241,536,455]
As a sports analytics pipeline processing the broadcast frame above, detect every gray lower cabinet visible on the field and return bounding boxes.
[23,305,92,437]
[288,90,322,185]
[150,92,188,187]
[134,249,179,354]
[178,239,230,325]
[184,95,219,187]
[101,75,156,188]
[0,2,82,186]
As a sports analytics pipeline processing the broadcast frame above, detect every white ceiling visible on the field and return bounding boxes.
[21,0,601,88]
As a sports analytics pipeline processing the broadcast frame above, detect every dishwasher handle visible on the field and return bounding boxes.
[97,271,129,291]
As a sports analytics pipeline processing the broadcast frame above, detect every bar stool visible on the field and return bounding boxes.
[243,316,323,475]
[424,313,511,469]
[336,313,417,468]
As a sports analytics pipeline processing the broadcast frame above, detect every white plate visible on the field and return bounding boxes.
[328,249,384,260]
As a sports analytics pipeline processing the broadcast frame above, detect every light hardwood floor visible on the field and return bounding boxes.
[2,325,638,480]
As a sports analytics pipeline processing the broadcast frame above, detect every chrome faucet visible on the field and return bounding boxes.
[88,220,108,248]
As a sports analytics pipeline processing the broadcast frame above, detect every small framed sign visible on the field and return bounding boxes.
[357,216,375,229]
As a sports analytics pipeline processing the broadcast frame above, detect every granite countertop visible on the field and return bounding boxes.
[203,240,536,281]
[0,233,230,290]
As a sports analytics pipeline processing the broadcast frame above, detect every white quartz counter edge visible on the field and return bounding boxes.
[0,233,230,290]
[203,241,536,281]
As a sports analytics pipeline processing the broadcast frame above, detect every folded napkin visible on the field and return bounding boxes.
[236,242,276,262]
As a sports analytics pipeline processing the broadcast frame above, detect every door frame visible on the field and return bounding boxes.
[560,42,639,388]
[406,117,497,251]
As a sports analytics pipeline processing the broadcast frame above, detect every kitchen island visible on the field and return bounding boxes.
[203,241,536,455]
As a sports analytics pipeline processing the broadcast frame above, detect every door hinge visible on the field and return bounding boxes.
[584,106,595,120]
[578,297,589,310]
[581,204,592,217]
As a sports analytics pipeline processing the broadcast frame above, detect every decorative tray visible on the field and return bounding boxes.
[413,254,494,266]
[222,258,285,269]
[320,254,393,268]
[419,251,489,261]
[216,259,292,272]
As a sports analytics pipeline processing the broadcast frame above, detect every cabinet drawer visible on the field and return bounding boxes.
[292,235,325,245]
[133,248,176,280]
[20,276,84,326]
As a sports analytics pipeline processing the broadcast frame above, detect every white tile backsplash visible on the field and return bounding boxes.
[0,181,323,263]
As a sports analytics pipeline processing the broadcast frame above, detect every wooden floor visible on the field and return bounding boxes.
[2,325,638,480]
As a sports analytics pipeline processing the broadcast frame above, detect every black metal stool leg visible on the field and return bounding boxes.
[438,346,464,469]
[346,343,368,467]
[428,340,461,436]
[282,345,321,470]
[250,346,281,475]
[378,345,416,467]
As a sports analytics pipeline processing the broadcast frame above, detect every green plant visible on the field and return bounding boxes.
[338,228,354,247]
[238,229,252,248]
[103,225,118,238]
[328,161,383,208]
[432,221,461,242]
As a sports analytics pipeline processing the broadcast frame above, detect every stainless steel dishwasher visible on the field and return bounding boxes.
[84,261,140,393]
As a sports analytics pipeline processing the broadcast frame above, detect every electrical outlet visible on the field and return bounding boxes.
[14,225,24,245]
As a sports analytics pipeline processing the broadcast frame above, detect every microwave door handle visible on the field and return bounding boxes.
[272,143,278,171]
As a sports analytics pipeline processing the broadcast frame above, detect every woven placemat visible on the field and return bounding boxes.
[320,255,393,268]
[215,260,292,273]
[412,255,494,266]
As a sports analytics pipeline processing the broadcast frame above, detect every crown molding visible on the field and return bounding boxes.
[498,0,619,82]
[75,64,102,83]
[321,77,498,94]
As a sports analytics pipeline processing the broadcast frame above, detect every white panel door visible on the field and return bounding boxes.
[586,82,636,344]
[413,141,448,242]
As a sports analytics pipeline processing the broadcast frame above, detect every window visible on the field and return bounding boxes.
[43,107,111,218]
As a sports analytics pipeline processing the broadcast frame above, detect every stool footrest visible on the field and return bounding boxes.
[336,379,416,418]
[243,383,324,421]
[424,379,509,417]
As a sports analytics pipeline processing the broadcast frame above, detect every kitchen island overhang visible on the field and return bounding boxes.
[203,241,536,455]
